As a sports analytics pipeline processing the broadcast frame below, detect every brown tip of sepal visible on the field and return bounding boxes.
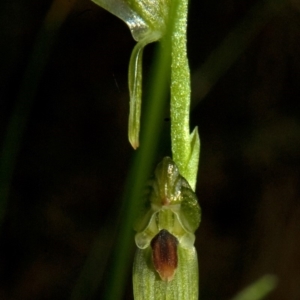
[150,229,178,282]
[130,141,139,150]
[129,133,139,150]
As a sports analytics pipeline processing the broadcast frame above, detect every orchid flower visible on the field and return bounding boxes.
[133,157,200,299]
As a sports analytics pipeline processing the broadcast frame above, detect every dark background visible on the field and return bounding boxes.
[0,0,300,299]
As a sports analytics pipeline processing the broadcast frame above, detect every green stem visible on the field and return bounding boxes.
[170,0,190,170]
[170,0,200,190]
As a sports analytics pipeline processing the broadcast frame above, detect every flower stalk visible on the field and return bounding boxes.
[169,0,200,190]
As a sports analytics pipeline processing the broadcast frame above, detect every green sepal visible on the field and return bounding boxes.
[128,34,160,149]
[92,0,171,149]
[133,244,199,300]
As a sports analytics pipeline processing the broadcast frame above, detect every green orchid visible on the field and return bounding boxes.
[92,0,171,149]
[133,157,201,299]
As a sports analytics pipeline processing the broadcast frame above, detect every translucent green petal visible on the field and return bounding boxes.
[134,211,158,249]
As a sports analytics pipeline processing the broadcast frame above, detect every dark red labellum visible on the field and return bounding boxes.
[150,229,178,282]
